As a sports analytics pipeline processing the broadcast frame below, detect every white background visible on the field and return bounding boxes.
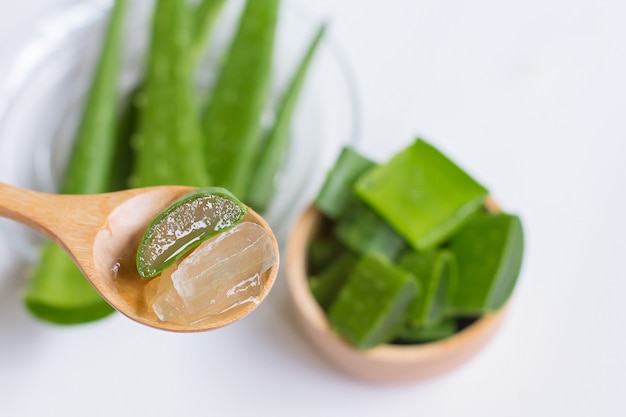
[0,0,624,416]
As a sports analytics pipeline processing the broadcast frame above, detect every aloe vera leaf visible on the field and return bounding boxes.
[328,254,417,350]
[24,244,115,324]
[132,0,210,188]
[355,138,489,251]
[107,87,139,191]
[202,0,279,197]
[136,187,247,278]
[108,0,226,191]
[449,212,524,315]
[246,24,326,212]
[191,0,227,64]
[62,0,127,194]
[23,0,127,324]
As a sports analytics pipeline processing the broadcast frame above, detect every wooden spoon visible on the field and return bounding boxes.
[0,182,279,332]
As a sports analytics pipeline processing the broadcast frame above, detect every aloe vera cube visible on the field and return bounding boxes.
[393,319,457,344]
[398,250,457,327]
[449,212,524,315]
[307,236,344,275]
[334,202,407,261]
[136,187,246,278]
[147,222,276,325]
[315,147,375,219]
[308,251,357,310]
[328,254,417,350]
[355,139,488,251]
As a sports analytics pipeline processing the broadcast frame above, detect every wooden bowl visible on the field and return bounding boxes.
[286,205,508,384]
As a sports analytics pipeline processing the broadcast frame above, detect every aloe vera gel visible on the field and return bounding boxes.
[138,188,276,326]
[308,138,524,349]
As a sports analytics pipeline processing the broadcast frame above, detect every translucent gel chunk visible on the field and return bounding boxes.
[145,222,276,325]
[145,266,191,323]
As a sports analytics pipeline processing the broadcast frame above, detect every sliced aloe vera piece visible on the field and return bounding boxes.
[334,201,407,261]
[398,250,457,327]
[355,138,488,251]
[449,212,524,315]
[308,250,357,310]
[393,319,457,344]
[307,235,344,275]
[136,187,246,278]
[314,146,375,219]
[328,254,417,350]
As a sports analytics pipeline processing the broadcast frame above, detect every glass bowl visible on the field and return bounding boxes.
[0,0,360,261]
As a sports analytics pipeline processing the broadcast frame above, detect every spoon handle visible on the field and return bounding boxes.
[0,182,134,249]
[0,182,193,255]
[0,182,75,240]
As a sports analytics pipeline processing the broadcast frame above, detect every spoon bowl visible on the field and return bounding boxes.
[0,182,279,332]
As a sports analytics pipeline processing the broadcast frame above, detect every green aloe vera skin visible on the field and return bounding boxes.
[334,202,406,261]
[328,254,417,350]
[308,251,358,310]
[202,0,279,197]
[449,212,524,315]
[136,187,247,279]
[398,250,457,327]
[315,146,375,219]
[355,138,489,251]
[24,0,128,324]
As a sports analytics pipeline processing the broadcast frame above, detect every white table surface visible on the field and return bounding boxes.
[0,1,624,416]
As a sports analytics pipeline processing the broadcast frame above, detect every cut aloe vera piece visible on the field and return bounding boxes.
[147,222,276,324]
[307,235,344,275]
[328,254,417,350]
[355,139,488,251]
[136,187,246,278]
[449,212,524,315]
[398,250,457,327]
[393,318,457,344]
[308,251,357,310]
[334,202,407,261]
[315,147,375,219]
